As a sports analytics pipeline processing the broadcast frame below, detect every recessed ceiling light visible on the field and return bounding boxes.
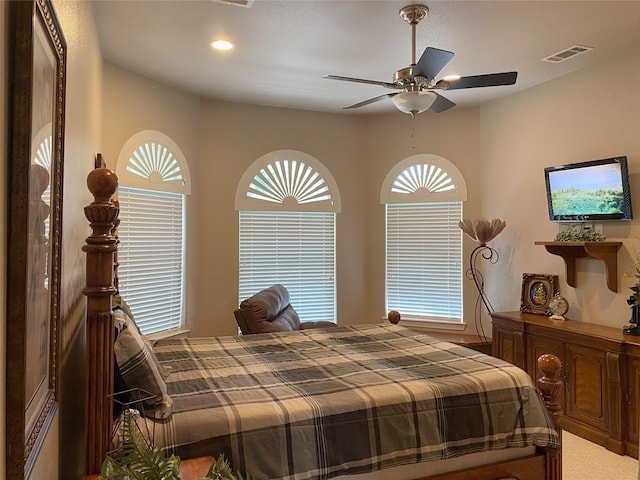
[211,40,233,51]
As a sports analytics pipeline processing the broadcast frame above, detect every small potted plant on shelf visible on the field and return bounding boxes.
[553,225,606,242]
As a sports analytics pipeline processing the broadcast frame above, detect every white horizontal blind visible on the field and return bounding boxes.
[239,211,336,322]
[386,202,462,322]
[117,186,185,334]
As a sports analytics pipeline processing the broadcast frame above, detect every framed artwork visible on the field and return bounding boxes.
[6,1,66,479]
[520,273,559,315]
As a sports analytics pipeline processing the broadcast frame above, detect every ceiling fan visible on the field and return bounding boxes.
[324,4,517,117]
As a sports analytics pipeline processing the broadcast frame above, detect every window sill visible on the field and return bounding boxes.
[147,328,190,343]
[382,317,466,333]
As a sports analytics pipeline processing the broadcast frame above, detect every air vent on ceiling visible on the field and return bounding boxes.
[212,0,254,7]
[542,45,593,63]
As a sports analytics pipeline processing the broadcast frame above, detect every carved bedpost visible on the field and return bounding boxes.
[111,199,120,294]
[83,168,119,474]
[537,353,563,480]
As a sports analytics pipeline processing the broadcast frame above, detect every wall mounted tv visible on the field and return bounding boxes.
[544,155,633,222]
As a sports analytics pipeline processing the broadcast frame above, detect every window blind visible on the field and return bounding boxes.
[117,187,185,334]
[239,211,336,323]
[386,202,462,322]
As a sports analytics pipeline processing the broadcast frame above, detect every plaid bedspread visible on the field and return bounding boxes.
[151,324,559,480]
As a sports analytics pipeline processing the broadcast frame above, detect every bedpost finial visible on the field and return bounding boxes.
[87,168,118,202]
[536,353,563,417]
[538,353,562,375]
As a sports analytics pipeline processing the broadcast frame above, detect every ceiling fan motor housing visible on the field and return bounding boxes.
[394,66,415,85]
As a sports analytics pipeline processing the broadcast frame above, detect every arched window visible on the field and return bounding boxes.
[115,130,191,335]
[236,150,340,323]
[381,154,467,325]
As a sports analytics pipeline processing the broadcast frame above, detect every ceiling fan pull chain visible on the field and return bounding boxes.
[411,124,416,150]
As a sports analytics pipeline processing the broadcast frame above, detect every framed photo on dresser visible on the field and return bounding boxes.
[520,273,559,315]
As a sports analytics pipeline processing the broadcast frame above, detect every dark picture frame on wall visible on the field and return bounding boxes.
[6,1,66,479]
[520,273,559,316]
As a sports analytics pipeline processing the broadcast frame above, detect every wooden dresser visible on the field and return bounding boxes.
[490,311,640,458]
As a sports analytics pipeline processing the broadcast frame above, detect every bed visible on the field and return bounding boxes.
[83,167,562,479]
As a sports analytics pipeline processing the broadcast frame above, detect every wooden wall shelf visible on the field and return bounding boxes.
[535,241,622,292]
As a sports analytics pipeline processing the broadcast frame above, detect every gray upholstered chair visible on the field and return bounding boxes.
[234,284,337,334]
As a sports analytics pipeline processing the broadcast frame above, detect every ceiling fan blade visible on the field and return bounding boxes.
[344,93,397,110]
[324,75,396,89]
[446,72,518,90]
[413,47,455,80]
[430,93,456,113]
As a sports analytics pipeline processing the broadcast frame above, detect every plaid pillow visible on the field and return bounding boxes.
[113,309,173,419]
[113,294,136,325]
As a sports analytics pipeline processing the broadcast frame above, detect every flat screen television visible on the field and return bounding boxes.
[544,155,633,222]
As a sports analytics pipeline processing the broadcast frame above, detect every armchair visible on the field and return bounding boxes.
[234,284,336,334]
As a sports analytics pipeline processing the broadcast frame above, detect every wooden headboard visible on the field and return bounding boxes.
[83,167,119,474]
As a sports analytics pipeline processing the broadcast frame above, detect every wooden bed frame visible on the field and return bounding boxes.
[82,167,562,479]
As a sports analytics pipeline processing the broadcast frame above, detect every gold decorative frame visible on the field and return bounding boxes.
[6,1,66,478]
[520,273,559,315]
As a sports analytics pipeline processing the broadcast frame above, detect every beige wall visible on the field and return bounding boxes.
[53,1,103,477]
[102,44,640,338]
[194,100,369,335]
[481,44,640,331]
[102,63,482,337]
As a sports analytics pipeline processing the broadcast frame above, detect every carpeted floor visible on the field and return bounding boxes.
[563,431,638,480]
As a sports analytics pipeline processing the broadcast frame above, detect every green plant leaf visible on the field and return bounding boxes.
[200,454,252,480]
[99,409,180,480]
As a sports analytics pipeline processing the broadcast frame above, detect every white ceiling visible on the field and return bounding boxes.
[92,0,640,115]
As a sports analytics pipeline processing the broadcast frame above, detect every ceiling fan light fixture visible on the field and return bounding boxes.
[391,90,437,117]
